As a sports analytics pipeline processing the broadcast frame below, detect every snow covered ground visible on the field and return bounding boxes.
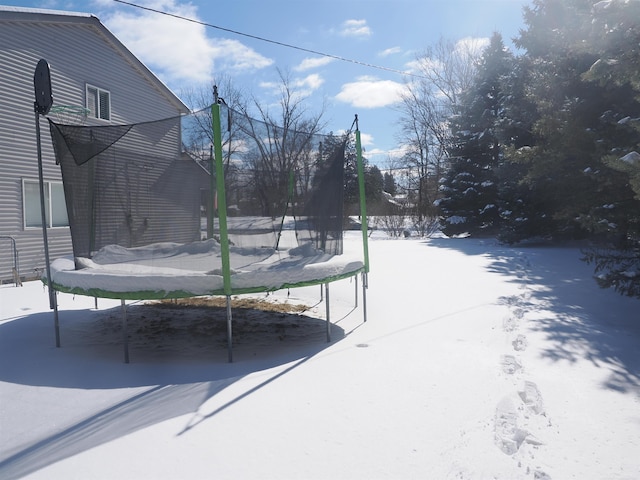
[1,232,639,479]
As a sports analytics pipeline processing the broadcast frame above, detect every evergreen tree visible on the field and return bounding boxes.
[343,135,360,211]
[580,0,640,245]
[513,0,640,242]
[439,33,515,236]
[383,171,396,196]
[343,141,383,212]
[579,0,640,297]
[366,165,384,202]
[494,56,546,243]
[510,0,640,296]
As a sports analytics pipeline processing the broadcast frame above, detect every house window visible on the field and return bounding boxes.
[23,180,69,228]
[86,84,111,121]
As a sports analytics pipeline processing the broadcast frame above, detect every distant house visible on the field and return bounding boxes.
[0,6,192,283]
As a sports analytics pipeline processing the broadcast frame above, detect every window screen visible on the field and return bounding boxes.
[23,180,69,228]
[86,85,111,121]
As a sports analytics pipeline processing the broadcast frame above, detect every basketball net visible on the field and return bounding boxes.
[47,105,90,125]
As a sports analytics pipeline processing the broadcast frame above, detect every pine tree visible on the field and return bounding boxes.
[383,172,396,196]
[512,0,640,296]
[492,53,546,243]
[343,135,360,212]
[366,165,384,202]
[513,0,640,242]
[580,0,640,245]
[439,33,514,236]
[579,0,640,297]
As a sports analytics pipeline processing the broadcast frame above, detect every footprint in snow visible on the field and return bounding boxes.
[518,380,545,415]
[501,354,523,375]
[494,396,528,455]
[512,334,528,352]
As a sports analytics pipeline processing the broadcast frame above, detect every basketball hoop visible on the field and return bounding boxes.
[48,105,90,125]
[33,59,53,115]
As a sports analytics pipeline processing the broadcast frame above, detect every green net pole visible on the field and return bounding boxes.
[355,124,370,273]
[212,95,232,295]
[207,145,214,240]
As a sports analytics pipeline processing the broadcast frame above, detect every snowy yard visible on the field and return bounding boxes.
[1,232,639,479]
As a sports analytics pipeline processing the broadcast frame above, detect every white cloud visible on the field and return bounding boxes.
[454,36,490,55]
[378,47,402,57]
[387,145,410,160]
[404,36,489,77]
[404,56,438,76]
[101,1,272,84]
[210,38,274,72]
[358,132,374,148]
[294,73,324,91]
[91,0,114,7]
[260,73,325,97]
[365,145,409,164]
[335,77,406,108]
[294,57,335,72]
[339,19,372,38]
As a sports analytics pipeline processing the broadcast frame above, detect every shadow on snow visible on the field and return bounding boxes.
[424,236,640,397]
[0,302,346,480]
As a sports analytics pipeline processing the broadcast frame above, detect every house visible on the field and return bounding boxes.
[0,6,192,284]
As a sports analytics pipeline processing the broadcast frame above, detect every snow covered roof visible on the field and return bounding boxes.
[0,5,92,19]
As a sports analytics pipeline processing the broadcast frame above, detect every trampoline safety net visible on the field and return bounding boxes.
[48,103,352,276]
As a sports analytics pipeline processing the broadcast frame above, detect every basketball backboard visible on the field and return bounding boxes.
[33,59,53,115]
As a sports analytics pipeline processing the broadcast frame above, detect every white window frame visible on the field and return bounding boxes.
[86,84,111,121]
[22,179,69,229]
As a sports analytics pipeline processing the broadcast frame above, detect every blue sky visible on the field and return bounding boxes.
[8,0,531,165]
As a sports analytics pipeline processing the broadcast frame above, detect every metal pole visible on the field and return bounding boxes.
[0,236,21,286]
[362,272,368,323]
[325,283,331,342]
[207,144,214,240]
[355,274,358,308]
[53,302,60,347]
[354,118,370,275]
[226,295,233,363]
[35,110,60,347]
[122,299,129,363]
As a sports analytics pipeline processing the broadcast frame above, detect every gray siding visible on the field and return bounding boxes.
[0,9,188,283]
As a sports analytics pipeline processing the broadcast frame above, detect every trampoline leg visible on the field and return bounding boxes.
[362,272,368,323]
[53,290,60,348]
[226,295,233,363]
[325,283,331,342]
[121,299,129,364]
[354,274,358,308]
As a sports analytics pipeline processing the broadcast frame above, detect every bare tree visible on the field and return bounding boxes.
[236,69,327,217]
[396,37,484,235]
[413,37,484,105]
[179,71,329,220]
[180,75,247,172]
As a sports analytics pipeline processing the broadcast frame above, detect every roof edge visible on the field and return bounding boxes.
[0,5,93,19]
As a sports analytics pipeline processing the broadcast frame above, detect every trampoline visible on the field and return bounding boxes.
[40,92,370,362]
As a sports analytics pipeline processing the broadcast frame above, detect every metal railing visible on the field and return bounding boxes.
[0,236,21,286]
